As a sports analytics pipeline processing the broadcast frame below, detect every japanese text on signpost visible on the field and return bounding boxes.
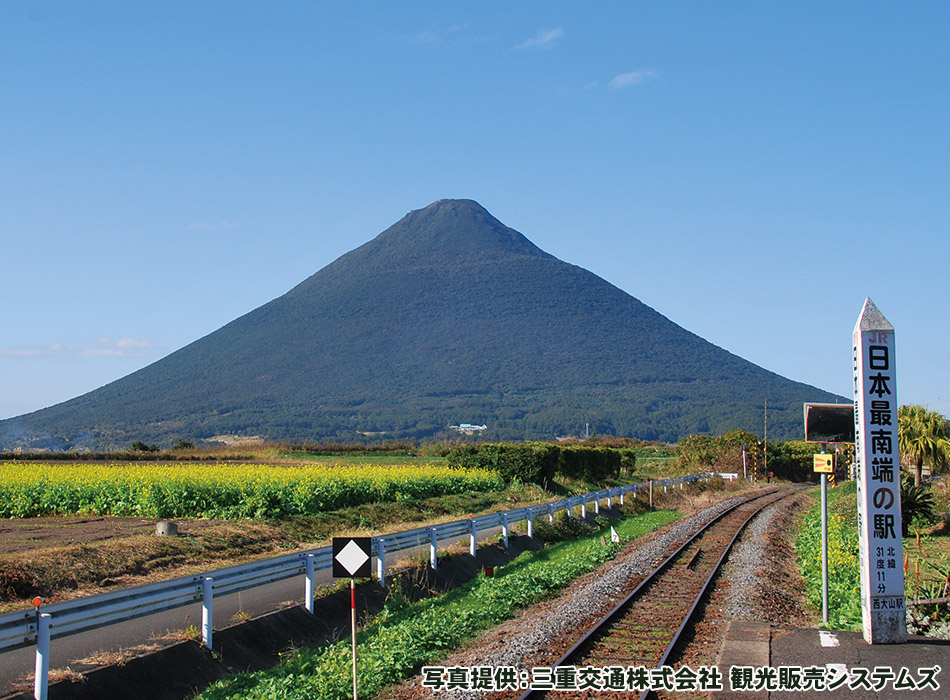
[853,298,906,643]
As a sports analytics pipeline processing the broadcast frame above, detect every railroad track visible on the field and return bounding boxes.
[517,488,793,700]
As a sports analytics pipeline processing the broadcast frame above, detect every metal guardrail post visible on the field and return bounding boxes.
[305,554,315,614]
[527,512,534,539]
[201,577,213,650]
[33,613,50,700]
[376,539,387,587]
[429,529,438,570]
[548,503,554,524]
[501,513,509,548]
[580,498,586,519]
[469,518,477,557]
[594,494,600,515]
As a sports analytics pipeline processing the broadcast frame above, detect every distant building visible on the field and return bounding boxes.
[450,423,487,434]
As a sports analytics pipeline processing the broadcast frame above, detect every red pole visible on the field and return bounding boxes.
[351,578,358,700]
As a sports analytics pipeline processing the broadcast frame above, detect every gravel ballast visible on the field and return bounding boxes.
[384,486,812,700]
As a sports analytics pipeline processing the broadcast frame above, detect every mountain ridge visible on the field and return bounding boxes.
[0,199,843,450]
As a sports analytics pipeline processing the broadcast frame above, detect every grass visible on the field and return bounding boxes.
[797,481,862,629]
[797,478,950,632]
[0,485,553,612]
[195,508,683,700]
[0,445,717,613]
[906,529,950,600]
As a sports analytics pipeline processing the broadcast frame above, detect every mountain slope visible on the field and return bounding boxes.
[1,199,842,449]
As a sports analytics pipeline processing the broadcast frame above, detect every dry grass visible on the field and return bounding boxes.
[0,486,553,613]
[74,642,163,668]
[0,520,299,612]
[150,620,202,645]
[10,666,86,693]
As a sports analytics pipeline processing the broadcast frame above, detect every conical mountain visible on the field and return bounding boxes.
[1,199,842,449]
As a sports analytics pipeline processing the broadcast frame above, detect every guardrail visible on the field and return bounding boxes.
[1,473,712,699]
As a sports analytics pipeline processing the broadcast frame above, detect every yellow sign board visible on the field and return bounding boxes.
[813,454,834,473]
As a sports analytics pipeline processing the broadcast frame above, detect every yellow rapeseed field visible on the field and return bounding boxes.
[0,462,504,519]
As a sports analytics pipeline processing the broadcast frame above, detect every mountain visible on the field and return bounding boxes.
[1,199,843,450]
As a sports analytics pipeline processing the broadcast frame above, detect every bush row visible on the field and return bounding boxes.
[676,429,826,482]
[444,442,635,486]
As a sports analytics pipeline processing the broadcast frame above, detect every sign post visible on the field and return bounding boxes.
[813,452,833,623]
[853,298,905,644]
[805,403,853,625]
[333,537,373,699]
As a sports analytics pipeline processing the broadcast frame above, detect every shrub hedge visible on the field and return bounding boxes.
[676,430,822,483]
[445,442,635,486]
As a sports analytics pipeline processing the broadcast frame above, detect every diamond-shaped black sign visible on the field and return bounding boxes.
[332,537,372,578]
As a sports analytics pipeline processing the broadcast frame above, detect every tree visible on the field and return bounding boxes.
[900,476,936,536]
[898,405,950,486]
[130,440,159,453]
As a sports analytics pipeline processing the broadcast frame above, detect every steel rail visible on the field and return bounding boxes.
[646,494,785,696]
[516,489,786,700]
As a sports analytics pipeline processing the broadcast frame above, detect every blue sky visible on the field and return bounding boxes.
[3,2,948,426]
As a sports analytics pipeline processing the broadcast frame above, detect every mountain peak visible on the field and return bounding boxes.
[422,198,487,213]
[368,199,549,264]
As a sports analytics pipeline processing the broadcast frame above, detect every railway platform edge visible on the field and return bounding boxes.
[713,621,948,699]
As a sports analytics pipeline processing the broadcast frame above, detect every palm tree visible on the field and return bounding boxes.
[898,405,950,486]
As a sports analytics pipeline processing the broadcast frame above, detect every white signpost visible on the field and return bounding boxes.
[852,298,906,644]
